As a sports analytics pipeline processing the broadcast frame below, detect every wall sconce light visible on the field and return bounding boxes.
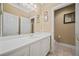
[37,15,40,23]
[44,11,48,22]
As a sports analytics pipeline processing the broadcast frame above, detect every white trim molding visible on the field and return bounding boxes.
[53,3,73,11]
[51,3,75,51]
[57,42,75,49]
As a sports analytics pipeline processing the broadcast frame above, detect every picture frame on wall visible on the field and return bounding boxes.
[44,11,48,22]
[64,12,75,24]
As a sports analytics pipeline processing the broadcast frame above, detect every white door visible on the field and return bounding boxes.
[76,3,79,56]
[20,17,31,34]
[3,12,19,36]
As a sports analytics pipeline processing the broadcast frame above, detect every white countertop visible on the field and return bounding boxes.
[0,32,51,55]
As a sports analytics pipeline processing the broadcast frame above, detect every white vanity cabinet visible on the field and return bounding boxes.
[76,36,79,56]
[0,33,51,56]
[24,46,30,56]
[40,37,50,56]
[76,38,79,56]
[30,36,50,56]
[30,41,41,56]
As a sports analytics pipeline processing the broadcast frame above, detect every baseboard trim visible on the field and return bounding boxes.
[50,39,56,52]
[56,41,75,49]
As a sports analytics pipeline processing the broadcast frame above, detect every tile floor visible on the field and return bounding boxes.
[47,42,75,56]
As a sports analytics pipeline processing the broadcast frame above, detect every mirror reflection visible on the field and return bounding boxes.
[0,3,36,36]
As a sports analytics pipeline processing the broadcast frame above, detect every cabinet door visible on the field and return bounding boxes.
[76,36,79,56]
[46,37,50,52]
[76,40,79,56]
[3,12,19,36]
[24,46,30,56]
[40,37,50,56]
[30,41,41,56]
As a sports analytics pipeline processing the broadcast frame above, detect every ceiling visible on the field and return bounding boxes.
[39,3,61,7]
[14,3,62,12]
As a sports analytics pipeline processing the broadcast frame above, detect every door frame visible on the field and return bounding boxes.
[50,3,75,51]
[30,16,36,33]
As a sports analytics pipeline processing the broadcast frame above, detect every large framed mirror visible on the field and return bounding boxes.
[2,12,19,36]
[0,3,35,37]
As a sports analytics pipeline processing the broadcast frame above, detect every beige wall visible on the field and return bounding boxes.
[33,4,42,32]
[34,4,52,33]
[54,4,75,45]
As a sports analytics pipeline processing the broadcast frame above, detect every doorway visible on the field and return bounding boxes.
[31,18,34,33]
[54,4,75,45]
